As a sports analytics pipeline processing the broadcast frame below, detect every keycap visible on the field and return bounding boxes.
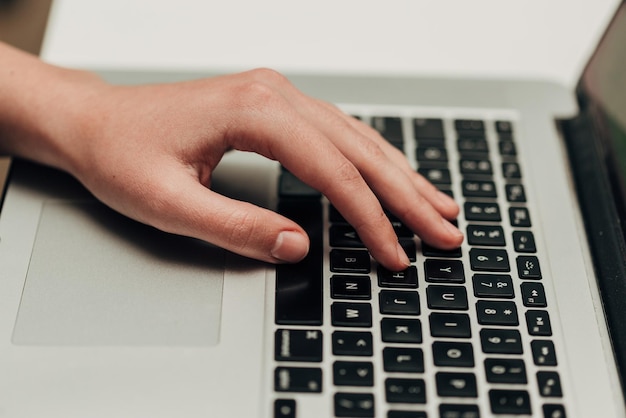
[274,399,296,418]
[421,242,462,258]
[531,340,557,366]
[464,202,501,222]
[385,378,426,404]
[274,329,323,362]
[505,184,527,202]
[476,300,519,326]
[470,248,510,272]
[517,255,542,279]
[418,167,451,185]
[274,367,322,393]
[537,371,563,397]
[489,390,531,415]
[499,140,517,156]
[399,239,417,262]
[460,158,493,176]
[330,249,371,273]
[496,120,514,134]
[455,119,485,134]
[331,275,372,300]
[502,162,522,179]
[279,171,321,198]
[513,231,536,253]
[332,302,373,327]
[372,116,404,143]
[381,318,422,343]
[330,225,365,248]
[472,274,515,298]
[334,393,375,417]
[543,404,567,418]
[480,329,523,354]
[426,285,468,310]
[333,361,374,387]
[439,404,480,418]
[521,282,547,307]
[484,358,527,384]
[458,137,489,154]
[462,180,497,198]
[417,144,448,163]
[379,290,421,315]
[509,206,532,227]
[275,200,323,325]
[467,225,506,246]
[424,259,465,283]
[430,313,472,338]
[414,118,444,139]
[432,341,474,367]
[378,266,418,289]
[526,310,552,336]
[332,331,373,356]
[383,347,425,373]
[436,372,478,397]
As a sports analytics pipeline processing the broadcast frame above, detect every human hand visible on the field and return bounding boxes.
[3,60,462,270]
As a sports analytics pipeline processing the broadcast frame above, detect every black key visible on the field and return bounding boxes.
[484,358,527,384]
[274,399,296,418]
[460,158,493,176]
[505,184,527,202]
[385,378,426,404]
[416,144,448,163]
[421,242,462,258]
[496,120,514,134]
[467,225,506,246]
[275,200,323,325]
[436,372,478,397]
[414,118,444,139]
[334,393,375,417]
[379,290,421,315]
[424,259,465,283]
[378,266,418,289]
[330,225,365,248]
[480,329,523,354]
[274,367,322,393]
[332,331,373,356]
[521,282,547,307]
[502,162,522,179]
[439,404,480,418]
[458,137,488,154]
[399,239,417,262]
[333,361,374,387]
[383,347,425,373]
[472,274,514,298]
[426,285,468,310]
[430,313,472,338]
[476,300,519,326]
[537,371,563,397]
[418,167,451,185]
[470,248,510,272]
[432,341,474,367]
[464,202,501,222]
[455,119,485,134]
[331,275,371,300]
[499,140,517,156]
[381,318,422,343]
[526,310,552,336]
[332,303,372,327]
[390,220,415,238]
[462,180,497,198]
[372,116,404,143]
[517,255,542,279]
[531,340,558,366]
[543,404,567,418]
[279,171,321,198]
[330,249,371,273]
[509,206,532,227]
[388,412,427,418]
[275,329,323,362]
[513,231,537,253]
[489,390,531,415]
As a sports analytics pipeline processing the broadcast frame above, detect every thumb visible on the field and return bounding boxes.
[146,177,310,263]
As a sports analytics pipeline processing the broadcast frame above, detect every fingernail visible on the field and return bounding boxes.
[396,242,411,268]
[442,218,463,239]
[271,231,310,263]
[437,191,458,208]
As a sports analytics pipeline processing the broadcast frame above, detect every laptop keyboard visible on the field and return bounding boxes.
[272,112,566,418]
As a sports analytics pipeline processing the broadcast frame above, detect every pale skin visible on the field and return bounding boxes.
[0,42,463,271]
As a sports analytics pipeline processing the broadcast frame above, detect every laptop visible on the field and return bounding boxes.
[1,2,625,417]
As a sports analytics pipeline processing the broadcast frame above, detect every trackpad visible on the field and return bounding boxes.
[13,201,224,346]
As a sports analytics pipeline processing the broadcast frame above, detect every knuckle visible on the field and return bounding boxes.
[249,67,289,85]
[223,208,260,252]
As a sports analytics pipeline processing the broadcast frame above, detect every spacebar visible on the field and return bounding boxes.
[275,199,323,325]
